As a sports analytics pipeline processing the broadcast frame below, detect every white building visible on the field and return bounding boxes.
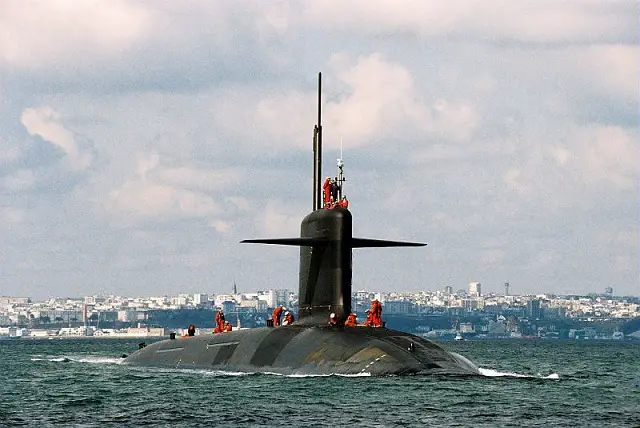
[193,293,209,305]
[468,282,482,297]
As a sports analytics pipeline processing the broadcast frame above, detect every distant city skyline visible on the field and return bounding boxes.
[1,282,637,301]
[1,2,638,299]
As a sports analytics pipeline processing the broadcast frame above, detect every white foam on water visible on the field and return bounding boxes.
[72,356,123,364]
[267,372,371,378]
[30,356,123,364]
[30,357,68,362]
[195,369,252,377]
[479,367,560,380]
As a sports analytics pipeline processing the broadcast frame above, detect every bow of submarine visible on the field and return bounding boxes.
[123,326,479,376]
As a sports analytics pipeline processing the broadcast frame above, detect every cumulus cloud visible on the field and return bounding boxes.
[0,1,637,297]
[255,53,480,149]
[576,125,637,188]
[302,1,637,44]
[0,0,153,68]
[20,107,92,171]
[105,153,244,232]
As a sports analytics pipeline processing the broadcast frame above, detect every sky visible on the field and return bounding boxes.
[0,1,638,299]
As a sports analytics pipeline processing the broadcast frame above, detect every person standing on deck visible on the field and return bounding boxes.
[272,306,285,326]
[215,309,226,332]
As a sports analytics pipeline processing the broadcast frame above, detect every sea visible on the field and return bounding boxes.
[0,338,638,427]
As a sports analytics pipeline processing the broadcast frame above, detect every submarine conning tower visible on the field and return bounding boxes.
[297,208,352,325]
[242,72,425,327]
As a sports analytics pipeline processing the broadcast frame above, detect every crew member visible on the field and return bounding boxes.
[337,195,349,209]
[215,309,225,332]
[344,313,357,327]
[328,312,338,326]
[223,321,233,332]
[213,325,222,333]
[371,299,383,327]
[322,177,332,208]
[330,177,339,204]
[272,306,285,327]
[282,311,294,326]
[363,309,374,327]
[182,324,196,337]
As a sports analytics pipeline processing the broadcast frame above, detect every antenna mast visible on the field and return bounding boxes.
[312,72,322,210]
[337,138,345,200]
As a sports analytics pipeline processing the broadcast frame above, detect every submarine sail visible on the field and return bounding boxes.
[122,73,480,376]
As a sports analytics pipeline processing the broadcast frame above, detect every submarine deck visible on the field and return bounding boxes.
[123,326,479,376]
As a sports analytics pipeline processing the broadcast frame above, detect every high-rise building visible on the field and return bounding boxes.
[468,282,481,297]
[527,299,541,319]
[504,282,510,296]
[193,293,209,306]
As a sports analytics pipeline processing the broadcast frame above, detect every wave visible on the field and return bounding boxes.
[479,367,559,380]
[30,356,123,364]
[30,357,70,362]
[123,365,372,378]
[263,371,371,378]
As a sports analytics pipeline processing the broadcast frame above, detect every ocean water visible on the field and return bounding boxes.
[1,338,638,427]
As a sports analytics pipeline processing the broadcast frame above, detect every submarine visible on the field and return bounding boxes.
[123,73,480,376]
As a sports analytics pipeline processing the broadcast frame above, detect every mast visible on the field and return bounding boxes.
[312,72,322,210]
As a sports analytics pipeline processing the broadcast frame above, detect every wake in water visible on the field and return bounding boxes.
[30,355,123,364]
[31,355,558,380]
[32,356,373,378]
[134,367,372,378]
[479,367,559,380]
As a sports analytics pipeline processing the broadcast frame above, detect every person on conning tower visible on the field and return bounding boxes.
[272,306,285,326]
[223,322,233,332]
[330,177,339,204]
[322,176,332,208]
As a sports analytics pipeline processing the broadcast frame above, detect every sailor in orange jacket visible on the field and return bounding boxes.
[215,309,225,332]
[344,313,357,327]
[282,311,294,326]
[371,299,383,327]
[272,306,285,327]
[363,309,374,327]
[322,177,332,208]
[223,322,233,332]
[337,196,349,209]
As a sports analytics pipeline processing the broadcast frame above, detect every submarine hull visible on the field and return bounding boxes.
[123,327,479,376]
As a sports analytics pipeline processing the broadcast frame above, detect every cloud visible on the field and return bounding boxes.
[0,0,153,68]
[3,169,35,192]
[0,1,637,298]
[576,125,637,188]
[0,207,25,224]
[20,107,92,171]
[105,153,245,231]
[108,154,217,220]
[302,1,637,44]
[254,53,480,150]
